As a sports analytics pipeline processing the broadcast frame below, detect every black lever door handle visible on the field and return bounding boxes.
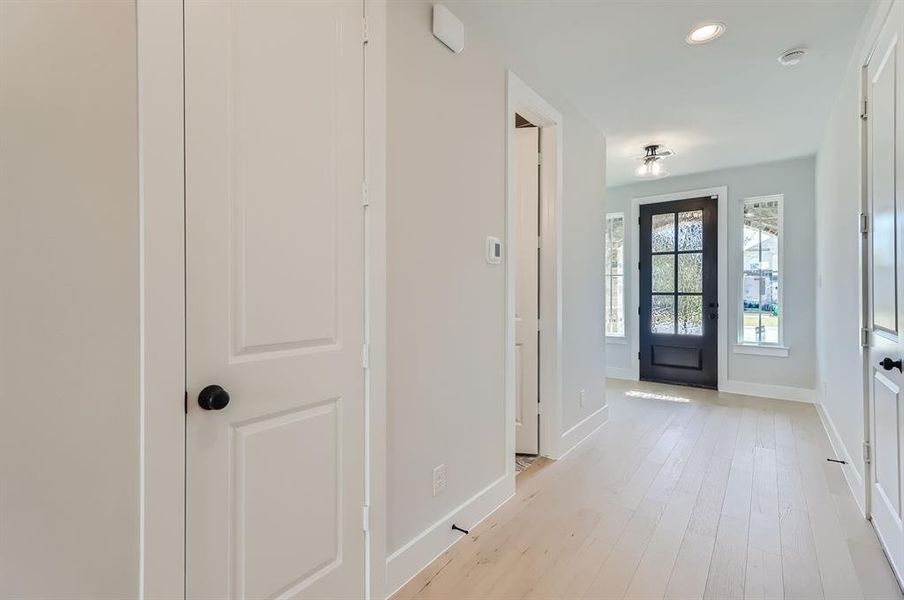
[198,384,230,410]
[879,358,903,373]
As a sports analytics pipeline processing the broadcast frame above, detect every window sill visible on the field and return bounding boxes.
[606,335,629,345]
[733,344,789,357]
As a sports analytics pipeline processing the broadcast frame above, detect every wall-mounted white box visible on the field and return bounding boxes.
[432,4,464,53]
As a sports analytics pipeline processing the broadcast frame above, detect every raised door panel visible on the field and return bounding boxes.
[234,402,340,599]
[873,372,902,522]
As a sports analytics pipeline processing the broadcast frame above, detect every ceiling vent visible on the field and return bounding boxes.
[778,48,807,66]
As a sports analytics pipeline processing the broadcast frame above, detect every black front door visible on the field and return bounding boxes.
[639,196,718,388]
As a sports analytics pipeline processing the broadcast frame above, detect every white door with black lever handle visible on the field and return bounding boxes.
[865,1,904,582]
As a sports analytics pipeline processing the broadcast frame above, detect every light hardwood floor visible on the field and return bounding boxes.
[391,378,903,600]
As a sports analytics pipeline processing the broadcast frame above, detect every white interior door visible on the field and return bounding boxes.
[867,0,904,584]
[184,1,366,598]
[515,125,540,455]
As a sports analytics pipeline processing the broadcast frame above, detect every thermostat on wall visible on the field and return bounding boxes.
[486,237,502,264]
[433,4,465,53]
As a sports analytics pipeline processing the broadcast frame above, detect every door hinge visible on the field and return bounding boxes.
[362,344,370,369]
[362,505,370,532]
[537,318,542,332]
[861,99,868,121]
[863,441,872,464]
[537,235,542,250]
[184,390,188,414]
[362,18,369,45]
[861,327,870,347]
[638,306,641,315]
[362,181,369,207]
[860,212,869,234]
[537,152,543,166]
[637,261,641,271]
[637,351,641,360]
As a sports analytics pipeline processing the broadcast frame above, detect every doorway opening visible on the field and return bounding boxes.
[631,187,729,390]
[638,196,718,389]
[506,71,564,477]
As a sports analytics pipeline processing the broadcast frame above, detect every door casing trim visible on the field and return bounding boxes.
[630,186,729,389]
[136,1,186,597]
[506,71,566,461]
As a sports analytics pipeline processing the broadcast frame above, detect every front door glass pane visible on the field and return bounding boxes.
[678,210,703,251]
[652,214,676,252]
[652,254,675,293]
[678,252,703,293]
[678,295,703,335]
[652,295,675,333]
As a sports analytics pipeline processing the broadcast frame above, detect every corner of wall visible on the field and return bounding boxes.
[553,403,610,460]
[815,384,867,514]
[383,474,515,598]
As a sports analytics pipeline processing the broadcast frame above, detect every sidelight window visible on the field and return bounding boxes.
[605,213,625,337]
[740,195,782,345]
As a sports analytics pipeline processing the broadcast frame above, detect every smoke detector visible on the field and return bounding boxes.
[778,48,807,66]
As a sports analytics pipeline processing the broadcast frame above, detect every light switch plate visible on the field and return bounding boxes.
[486,236,502,264]
[433,464,447,496]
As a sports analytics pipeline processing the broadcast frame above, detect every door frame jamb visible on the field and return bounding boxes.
[136,1,186,597]
[860,61,874,523]
[365,0,388,598]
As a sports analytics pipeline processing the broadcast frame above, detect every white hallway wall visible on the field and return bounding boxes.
[605,156,817,395]
[0,1,141,597]
[386,0,607,589]
[815,0,891,512]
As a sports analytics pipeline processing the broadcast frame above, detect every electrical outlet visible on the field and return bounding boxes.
[579,389,586,408]
[433,464,447,496]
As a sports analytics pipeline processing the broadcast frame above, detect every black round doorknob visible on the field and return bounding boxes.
[879,357,903,373]
[198,385,230,410]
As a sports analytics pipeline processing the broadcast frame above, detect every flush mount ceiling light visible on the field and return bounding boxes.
[686,22,725,45]
[778,47,807,66]
[635,144,673,179]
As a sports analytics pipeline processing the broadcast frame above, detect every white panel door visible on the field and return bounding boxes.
[184,1,365,598]
[867,0,904,583]
[515,126,540,455]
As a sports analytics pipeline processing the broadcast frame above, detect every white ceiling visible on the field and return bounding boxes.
[449,1,871,187]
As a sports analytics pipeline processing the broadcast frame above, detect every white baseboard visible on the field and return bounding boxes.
[606,367,638,381]
[721,380,816,404]
[553,404,610,460]
[815,397,866,515]
[384,473,515,598]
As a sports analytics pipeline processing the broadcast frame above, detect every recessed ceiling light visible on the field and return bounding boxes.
[778,47,807,66]
[686,22,726,45]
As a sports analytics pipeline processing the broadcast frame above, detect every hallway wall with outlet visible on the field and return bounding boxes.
[386,0,607,561]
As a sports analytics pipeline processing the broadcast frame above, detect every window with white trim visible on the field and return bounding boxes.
[740,195,783,345]
[605,213,625,337]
